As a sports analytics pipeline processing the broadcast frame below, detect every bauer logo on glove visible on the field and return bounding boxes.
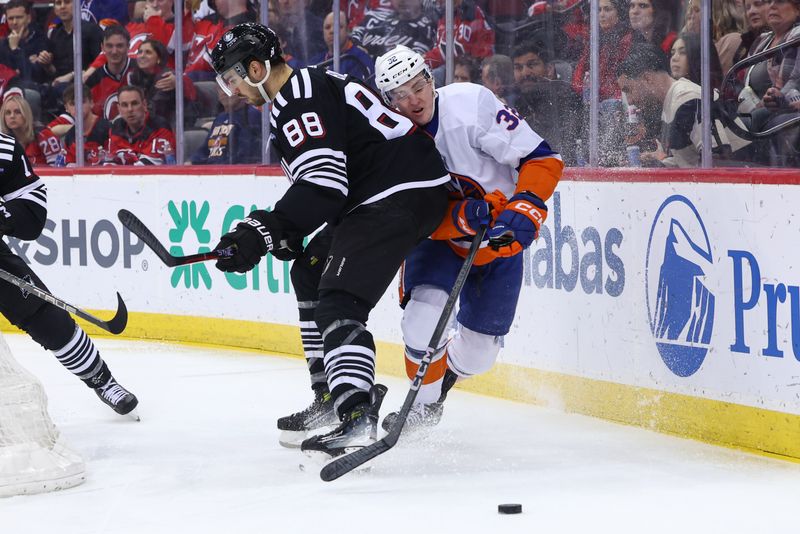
[214,210,281,273]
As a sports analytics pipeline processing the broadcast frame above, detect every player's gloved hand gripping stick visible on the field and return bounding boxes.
[118,209,301,269]
[118,209,238,267]
[319,225,488,482]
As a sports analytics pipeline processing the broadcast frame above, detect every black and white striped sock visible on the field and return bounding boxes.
[299,301,326,389]
[321,319,375,416]
[52,325,108,387]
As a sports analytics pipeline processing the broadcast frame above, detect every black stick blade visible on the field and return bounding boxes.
[104,292,128,335]
[319,440,393,482]
[118,209,177,267]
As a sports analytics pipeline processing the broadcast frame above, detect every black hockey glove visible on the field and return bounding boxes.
[270,234,305,262]
[215,210,280,273]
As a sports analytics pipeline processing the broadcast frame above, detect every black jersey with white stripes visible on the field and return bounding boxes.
[268,66,449,236]
[0,131,48,240]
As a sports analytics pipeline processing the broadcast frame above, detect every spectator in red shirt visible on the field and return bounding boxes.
[346,0,394,30]
[572,0,633,101]
[86,25,138,120]
[109,85,176,165]
[184,0,256,81]
[48,84,112,165]
[130,38,198,124]
[0,89,60,165]
[86,0,191,75]
[425,0,494,70]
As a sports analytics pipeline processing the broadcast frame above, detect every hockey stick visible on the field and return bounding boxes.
[0,267,128,334]
[117,209,236,267]
[320,225,487,482]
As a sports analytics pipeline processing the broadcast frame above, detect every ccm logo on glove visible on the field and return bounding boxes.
[506,200,545,227]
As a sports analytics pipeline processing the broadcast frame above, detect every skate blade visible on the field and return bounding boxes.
[125,408,141,422]
[279,425,336,449]
[279,430,306,449]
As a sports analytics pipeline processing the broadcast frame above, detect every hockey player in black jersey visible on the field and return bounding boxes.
[0,131,138,417]
[211,23,450,458]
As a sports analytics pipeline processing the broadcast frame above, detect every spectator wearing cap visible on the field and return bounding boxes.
[0,0,48,84]
[0,88,61,165]
[309,10,375,82]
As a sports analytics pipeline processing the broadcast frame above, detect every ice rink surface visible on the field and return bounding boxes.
[3,333,800,534]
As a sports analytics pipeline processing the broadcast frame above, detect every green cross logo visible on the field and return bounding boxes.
[168,200,212,289]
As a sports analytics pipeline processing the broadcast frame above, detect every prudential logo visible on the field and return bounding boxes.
[645,195,715,377]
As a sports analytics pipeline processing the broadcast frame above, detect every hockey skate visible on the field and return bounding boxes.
[381,369,457,433]
[94,378,139,419]
[381,401,444,432]
[301,384,387,461]
[277,387,338,448]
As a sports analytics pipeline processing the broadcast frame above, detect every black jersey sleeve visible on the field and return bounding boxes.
[0,132,47,240]
[269,71,349,234]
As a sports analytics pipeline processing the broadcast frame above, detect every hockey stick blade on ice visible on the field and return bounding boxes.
[0,268,128,334]
[320,225,488,482]
[118,209,236,267]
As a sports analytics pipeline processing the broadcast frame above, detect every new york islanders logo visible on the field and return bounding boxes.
[645,195,715,377]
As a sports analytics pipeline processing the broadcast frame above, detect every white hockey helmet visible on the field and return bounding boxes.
[375,45,432,102]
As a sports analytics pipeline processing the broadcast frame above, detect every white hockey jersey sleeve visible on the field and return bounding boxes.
[472,86,560,171]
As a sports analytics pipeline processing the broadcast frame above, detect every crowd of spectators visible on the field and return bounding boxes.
[0,0,797,168]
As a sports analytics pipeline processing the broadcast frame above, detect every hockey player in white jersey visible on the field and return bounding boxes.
[375,45,564,430]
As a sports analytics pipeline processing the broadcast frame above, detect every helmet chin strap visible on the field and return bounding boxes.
[244,61,272,102]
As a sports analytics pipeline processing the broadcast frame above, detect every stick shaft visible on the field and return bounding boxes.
[320,226,487,481]
[0,268,128,334]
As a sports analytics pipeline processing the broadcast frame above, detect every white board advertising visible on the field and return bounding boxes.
[14,171,800,416]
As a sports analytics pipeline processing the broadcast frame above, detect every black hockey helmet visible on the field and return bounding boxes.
[212,22,282,96]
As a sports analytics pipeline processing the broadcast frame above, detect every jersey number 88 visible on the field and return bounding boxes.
[283,112,326,147]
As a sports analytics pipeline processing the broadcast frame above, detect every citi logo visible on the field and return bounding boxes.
[645,195,715,377]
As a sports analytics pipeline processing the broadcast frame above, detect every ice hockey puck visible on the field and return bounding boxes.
[498,503,522,514]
